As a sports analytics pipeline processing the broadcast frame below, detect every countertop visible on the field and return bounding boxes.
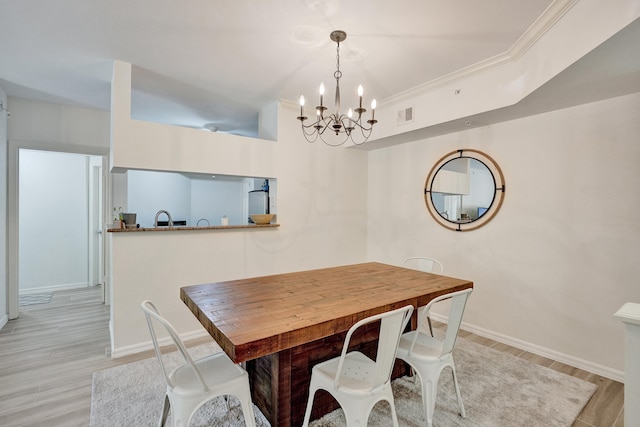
[107,223,279,232]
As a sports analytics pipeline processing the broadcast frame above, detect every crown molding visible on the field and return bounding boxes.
[382,0,580,105]
[509,0,579,59]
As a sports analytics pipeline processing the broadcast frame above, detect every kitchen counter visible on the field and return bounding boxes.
[107,224,279,232]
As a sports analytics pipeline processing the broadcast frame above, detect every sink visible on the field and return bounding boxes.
[156,220,187,226]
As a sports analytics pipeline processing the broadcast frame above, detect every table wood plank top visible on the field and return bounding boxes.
[180,262,473,363]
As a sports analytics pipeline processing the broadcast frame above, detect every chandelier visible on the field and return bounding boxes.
[297,30,377,146]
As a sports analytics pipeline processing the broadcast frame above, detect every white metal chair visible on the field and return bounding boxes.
[401,257,444,337]
[395,288,472,427]
[301,305,414,427]
[401,257,444,275]
[141,300,256,427]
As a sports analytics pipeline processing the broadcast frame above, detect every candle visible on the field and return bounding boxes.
[299,95,305,116]
[371,99,377,120]
[358,85,363,108]
[319,82,325,107]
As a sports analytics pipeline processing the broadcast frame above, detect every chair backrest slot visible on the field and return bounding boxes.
[334,305,414,391]
[401,257,444,275]
[409,289,472,356]
[141,300,210,392]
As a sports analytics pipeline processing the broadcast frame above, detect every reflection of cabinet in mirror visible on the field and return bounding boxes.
[431,158,470,195]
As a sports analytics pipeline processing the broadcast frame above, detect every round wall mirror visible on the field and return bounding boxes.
[425,149,505,231]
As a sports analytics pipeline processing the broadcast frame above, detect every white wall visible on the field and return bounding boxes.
[367,92,640,380]
[7,98,110,148]
[18,150,92,292]
[127,170,192,227]
[190,176,244,226]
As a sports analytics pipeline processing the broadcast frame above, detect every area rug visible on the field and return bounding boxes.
[90,337,597,426]
[19,292,53,306]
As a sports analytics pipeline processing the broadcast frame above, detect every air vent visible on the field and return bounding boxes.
[397,106,414,125]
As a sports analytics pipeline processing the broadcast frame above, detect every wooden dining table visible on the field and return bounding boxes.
[180,262,473,427]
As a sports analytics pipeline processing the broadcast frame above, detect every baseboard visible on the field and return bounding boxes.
[109,316,625,383]
[19,282,90,294]
[110,329,211,359]
[430,313,625,383]
[0,314,7,330]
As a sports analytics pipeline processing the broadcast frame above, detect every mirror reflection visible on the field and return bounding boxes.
[431,158,495,223]
[424,149,504,231]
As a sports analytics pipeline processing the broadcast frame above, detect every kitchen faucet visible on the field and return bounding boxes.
[154,210,173,228]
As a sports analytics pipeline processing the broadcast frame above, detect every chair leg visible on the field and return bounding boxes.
[223,395,230,410]
[427,316,434,337]
[388,401,400,427]
[421,376,438,427]
[450,364,466,418]
[301,387,317,427]
[385,390,400,427]
[158,394,170,427]
[238,394,257,427]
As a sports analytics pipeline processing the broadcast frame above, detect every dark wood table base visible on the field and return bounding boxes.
[246,321,410,426]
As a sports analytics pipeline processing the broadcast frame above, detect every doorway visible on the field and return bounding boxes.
[7,143,108,319]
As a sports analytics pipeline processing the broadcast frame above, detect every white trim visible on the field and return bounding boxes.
[508,0,579,59]
[430,312,624,383]
[19,282,91,295]
[110,329,211,359]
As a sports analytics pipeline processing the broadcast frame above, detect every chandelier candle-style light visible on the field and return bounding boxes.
[297,30,377,146]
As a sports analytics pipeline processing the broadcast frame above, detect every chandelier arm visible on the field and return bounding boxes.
[300,120,321,131]
[301,132,320,143]
[299,122,320,142]
[300,114,333,131]
[358,125,373,139]
[351,119,373,133]
[301,127,321,140]
[318,130,351,147]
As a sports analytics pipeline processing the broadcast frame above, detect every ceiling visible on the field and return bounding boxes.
[0,1,638,141]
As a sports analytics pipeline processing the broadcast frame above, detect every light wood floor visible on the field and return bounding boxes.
[0,286,625,426]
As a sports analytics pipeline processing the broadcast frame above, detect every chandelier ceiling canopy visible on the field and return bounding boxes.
[297,30,377,146]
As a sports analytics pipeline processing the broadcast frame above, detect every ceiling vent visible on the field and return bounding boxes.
[397,106,414,125]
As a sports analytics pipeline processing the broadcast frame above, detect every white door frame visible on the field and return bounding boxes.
[88,157,106,303]
[7,140,109,319]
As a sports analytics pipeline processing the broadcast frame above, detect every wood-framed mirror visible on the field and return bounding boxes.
[425,149,505,231]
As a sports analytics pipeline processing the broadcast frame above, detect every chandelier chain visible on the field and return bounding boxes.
[334,40,342,80]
